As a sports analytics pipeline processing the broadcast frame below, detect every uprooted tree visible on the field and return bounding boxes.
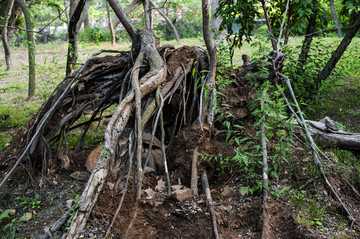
[1,0,360,238]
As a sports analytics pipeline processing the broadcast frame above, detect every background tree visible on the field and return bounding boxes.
[16,0,36,99]
[2,0,15,71]
[330,0,343,37]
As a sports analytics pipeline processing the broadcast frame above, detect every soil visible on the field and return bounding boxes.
[0,46,360,239]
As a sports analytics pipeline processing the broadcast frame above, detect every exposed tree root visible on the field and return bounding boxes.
[260,90,270,239]
[191,147,199,197]
[0,38,210,237]
[201,170,220,239]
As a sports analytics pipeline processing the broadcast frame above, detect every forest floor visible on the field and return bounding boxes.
[0,39,360,238]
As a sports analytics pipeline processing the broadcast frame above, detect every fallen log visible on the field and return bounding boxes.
[306,117,360,156]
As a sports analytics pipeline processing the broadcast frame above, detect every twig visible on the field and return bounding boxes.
[159,93,171,195]
[201,171,220,239]
[142,88,163,176]
[43,209,72,238]
[191,147,199,197]
[181,63,187,126]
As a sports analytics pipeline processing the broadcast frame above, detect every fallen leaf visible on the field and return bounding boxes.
[144,188,156,199]
[155,179,166,192]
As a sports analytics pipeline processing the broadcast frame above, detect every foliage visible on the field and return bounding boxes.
[216,0,260,49]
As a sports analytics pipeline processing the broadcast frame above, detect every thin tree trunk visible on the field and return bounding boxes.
[260,0,276,50]
[2,0,15,71]
[149,0,180,42]
[315,12,360,89]
[143,0,151,30]
[7,5,21,43]
[202,0,217,128]
[106,1,116,45]
[64,0,70,24]
[330,0,342,38]
[107,0,138,41]
[16,0,35,99]
[76,0,92,31]
[298,12,317,65]
[284,4,293,45]
[66,0,86,75]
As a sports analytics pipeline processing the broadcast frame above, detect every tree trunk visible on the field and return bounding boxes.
[7,4,21,43]
[16,0,36,99]
[76,0,92,31]
[260,0,276,50]
[330,0,342,38]
[143,0,151,30]
[149,0,180,42]
[284,5,293,45]
[202,0,217,127]
[2,0,15,71]
[64,0,70,24]
[107,0,138,41]
[66,0,86,76]
[298,11,317,65]
[106,1,116,45]
[315,12,360,89]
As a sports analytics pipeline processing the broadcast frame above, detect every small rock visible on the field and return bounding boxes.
[173,187,192,202]
[66,199,73,209]
[58,149,71,170]
[144,166,155,174]
[85,146,102,172]
[107,182,114,190]
[70,171,89,181]
[171,185,183,191]
[221,186,235,197]
[155,179,166,192]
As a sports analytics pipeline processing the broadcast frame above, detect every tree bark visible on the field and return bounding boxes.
[2,0,15,71]
[298,118,360,157]
[143,0,151,30]
[106,1,116,45]
[16,0,35,99]
[298,11,317,65]
[284,4,293,45]
[66,0,86,75]
[202,0,217,127]
[330,0,342,38]
[315,11,360,89]
[149,0,180,42]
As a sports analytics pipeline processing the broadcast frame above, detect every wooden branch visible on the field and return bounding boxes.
[149,0,180,42]
[260,0,276,49]
[107,0,138,41]
[260,91,270,239]
[191,147,199,197]
[201,171,220,239]
[66,0,86,75]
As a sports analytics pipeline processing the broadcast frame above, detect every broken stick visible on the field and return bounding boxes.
[202,171,219,239]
